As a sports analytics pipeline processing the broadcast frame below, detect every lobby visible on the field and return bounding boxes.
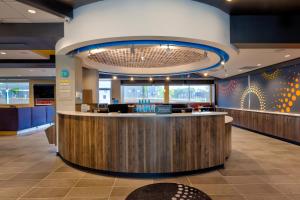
[0,0,300,199]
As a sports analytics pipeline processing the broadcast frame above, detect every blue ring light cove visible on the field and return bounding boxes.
[72,40,230,76]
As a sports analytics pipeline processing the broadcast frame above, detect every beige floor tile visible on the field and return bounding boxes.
[81,173,115,180]
[233,184,280,195]
[110,187,139,197]
[0,187,30,198]
[36,179,78,187]
[0,173,17,180]
[1,162,35,168]
[259,175,299,183]
[55,166,82,173]
[67,187,112,198]
[286,194,300,200]
[219,169,254,176]
[23,187,71,198]
[272,184,300,194]
[75,179,115,187]
[193,184,239,195]
[0,167,26,173]
[188,176,228,184]
[114,178,153,187]
[285,168,300,175]
[45,172,84,180]
[210,195,246,200]
[194,171,223,177]
[1,128,300,199]
[10,172,49,180]
[250,169,287,176]
[224,176,265,184]
[20,198,64,200]
[153,177,190,185]
[64,198,107,200]
[0,179,39,188]
[109,197,126,200]
[244,194,290,200]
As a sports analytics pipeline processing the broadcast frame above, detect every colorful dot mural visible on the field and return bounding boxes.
[275,72,300,113]
[240,85,266,110]
[261,69,281,81]
[219,80,238,96]
[217,62,300,114]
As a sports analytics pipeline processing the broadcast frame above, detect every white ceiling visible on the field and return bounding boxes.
[0,0,64,23]
[0,49,299,79]
[0,68,55,77]
[211,48,300,79]
[0,50,49,59]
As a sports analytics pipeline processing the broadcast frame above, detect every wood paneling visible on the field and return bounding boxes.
[218,108,300,144]
[58,114,229,174]
[45,125,56,145]
[82,89,93,104]
[225,122,232,159]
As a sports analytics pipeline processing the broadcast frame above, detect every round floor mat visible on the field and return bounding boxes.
[126,183,212,200]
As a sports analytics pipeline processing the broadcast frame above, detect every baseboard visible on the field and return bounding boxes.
[233,124,300,146]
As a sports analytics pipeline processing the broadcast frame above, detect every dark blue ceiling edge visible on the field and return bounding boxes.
[71,40,229,76]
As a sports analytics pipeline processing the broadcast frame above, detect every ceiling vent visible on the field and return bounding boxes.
[239,66,259,70]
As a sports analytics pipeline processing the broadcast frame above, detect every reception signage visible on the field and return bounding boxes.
[60,69,70,78]
[58,69,72,99]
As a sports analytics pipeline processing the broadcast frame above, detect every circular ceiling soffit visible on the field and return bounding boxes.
[73,40,230,76]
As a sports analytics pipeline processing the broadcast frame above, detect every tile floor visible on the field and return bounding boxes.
[0,127,300,200]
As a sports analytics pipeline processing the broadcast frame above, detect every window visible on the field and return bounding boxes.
[169,85,189,103]
[99,80,111,104]
[0,82,30,104]
[169,85,211,103]
[122,85,164,103]
[189,85,211,102]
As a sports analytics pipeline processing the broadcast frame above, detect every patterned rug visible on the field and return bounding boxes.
[126,183,212,200]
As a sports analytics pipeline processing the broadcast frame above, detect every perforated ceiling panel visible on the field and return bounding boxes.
[87,46,207,68]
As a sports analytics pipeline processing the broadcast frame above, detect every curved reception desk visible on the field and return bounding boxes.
[58,111,232,175]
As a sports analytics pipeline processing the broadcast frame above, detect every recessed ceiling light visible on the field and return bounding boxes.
[239,69,243,72]
[203,73,208,77]
[112,76,117,80]
[90,48,105,54]
[285,54,291,58]
[27,9,36,14]
[149,77,153,82]
[257,64,262,66]
[130,77,134,81]
[166,76,170,81]
[226,0,232,2]
[0,52,7,55]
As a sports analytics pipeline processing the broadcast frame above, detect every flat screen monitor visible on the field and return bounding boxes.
[108,104,128,113]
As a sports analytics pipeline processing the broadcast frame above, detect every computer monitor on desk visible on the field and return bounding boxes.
[108,104,128,113]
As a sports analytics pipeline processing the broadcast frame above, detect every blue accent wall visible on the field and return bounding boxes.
[0,106,55,131]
